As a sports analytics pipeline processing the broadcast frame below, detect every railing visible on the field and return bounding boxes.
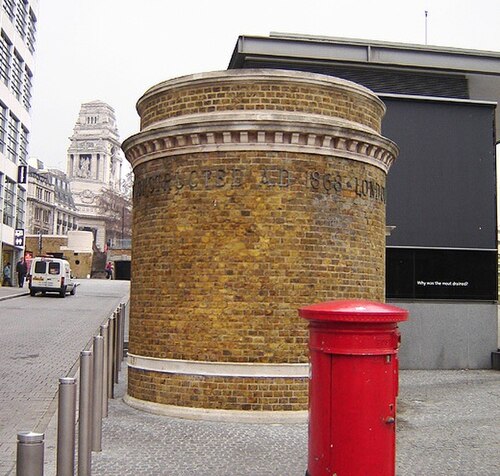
[109,239,131,250]
[16,301,128,476]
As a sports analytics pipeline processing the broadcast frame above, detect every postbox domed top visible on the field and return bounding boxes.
[299,300,408,323]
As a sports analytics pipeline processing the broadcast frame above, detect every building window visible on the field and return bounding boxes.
[0,102,7,153]
[22,66,32,110]
[0,173,3,210]
[0,32,12,86]
[26,8,36,54]
[6,113,19,163]
[11,50,23,100]
[44,190,51,202]
[34,206,41,221]
[16,186,25,228]
[3,0,15,22]
[3,178,15,226]
[42,209,50,224]
[19,125,28,163]
[15,0,28,39]
[35,186,42,199]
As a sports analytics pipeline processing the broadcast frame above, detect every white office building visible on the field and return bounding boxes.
[0,0,37,283]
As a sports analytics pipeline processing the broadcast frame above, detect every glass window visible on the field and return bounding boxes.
[22,66,32,110]
[34,261,46,273]
[3,0,15,21]
[0,172,3,209]
[15,0,28,39]
[26,8,36,54]
[15,186,25,228]
[7,113,19,163]
[0,32,12,86]
[19,125,28,162]
[11,50,22,100]
[48,262,60,275]
[0,102,7,153]
[3,178,15,226]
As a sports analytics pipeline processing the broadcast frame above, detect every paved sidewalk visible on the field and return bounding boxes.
[0,286,29,301]
[89,368,500,476]
[0,281,129,476]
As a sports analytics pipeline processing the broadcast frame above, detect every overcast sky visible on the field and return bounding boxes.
[29,0,500,171]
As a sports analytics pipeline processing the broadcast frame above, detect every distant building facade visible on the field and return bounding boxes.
[26,159,78,236]
[0,0,38,283]
[50,167,78,235]
[67,100,124,250]
[26,163,54,235]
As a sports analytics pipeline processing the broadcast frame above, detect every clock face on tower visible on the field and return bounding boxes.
[81,189,95,204]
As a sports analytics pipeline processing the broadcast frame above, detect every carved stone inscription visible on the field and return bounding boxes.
[134,166,386,203]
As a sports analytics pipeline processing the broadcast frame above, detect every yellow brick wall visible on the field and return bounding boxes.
[138,75,384,133]
[129,151,386,363]
[124,70,395,412]
[129,368,308,411]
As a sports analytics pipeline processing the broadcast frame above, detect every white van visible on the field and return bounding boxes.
[29,257,77,298]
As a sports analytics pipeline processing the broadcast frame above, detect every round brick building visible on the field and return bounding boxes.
[122,70,398,421]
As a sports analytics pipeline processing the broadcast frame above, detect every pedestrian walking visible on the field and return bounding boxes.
[16,258,28,287]
[105,261,113,279]
[2,262,12,287]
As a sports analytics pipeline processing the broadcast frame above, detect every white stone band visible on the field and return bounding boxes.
[127,353,310,378]
[123,111,398,173]
[124,394,308,423]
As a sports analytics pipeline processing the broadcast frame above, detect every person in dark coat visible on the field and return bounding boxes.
[16,258,28,288]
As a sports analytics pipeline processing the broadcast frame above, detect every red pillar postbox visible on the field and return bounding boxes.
[299,300,408,476]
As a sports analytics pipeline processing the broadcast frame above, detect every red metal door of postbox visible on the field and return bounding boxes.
[300,300,408,476]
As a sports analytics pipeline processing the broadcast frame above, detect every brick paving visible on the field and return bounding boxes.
[90,369,500,476]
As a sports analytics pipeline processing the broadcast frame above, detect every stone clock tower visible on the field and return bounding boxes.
[67,100,123,250]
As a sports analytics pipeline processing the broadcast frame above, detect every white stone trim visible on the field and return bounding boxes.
[127,353,309,378]
[123,111,398,173]
[124,394,308,423]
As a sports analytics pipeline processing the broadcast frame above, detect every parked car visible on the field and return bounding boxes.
[28,257,77,298]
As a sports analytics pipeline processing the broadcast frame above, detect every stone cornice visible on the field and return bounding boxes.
[122,111,398,173]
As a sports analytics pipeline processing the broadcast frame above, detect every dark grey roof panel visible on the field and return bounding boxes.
[230,35,500,75]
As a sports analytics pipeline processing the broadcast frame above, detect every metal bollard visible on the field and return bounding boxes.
[100,323,109,417]
[114,310,120,384]
[78,351,92,476]
[120,303,126,363]
[108,315,115,398]
[91,336,104,452]
[17,431,44,476]
[56,377,77,476]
